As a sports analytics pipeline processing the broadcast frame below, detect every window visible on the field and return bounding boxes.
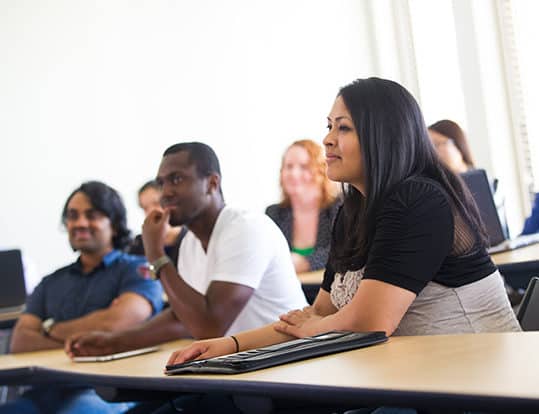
[408,0,467,128]
[506,0,539,195]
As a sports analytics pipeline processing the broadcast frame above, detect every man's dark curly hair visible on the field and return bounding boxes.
[61,181,132,250]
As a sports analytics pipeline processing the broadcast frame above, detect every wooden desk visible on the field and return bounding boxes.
[0,340,188,379]
[0,309,22,330]
[297,270,324,304]
[2,333,539,412]
[297,269,324,285]
[0,311,21,323]
[492,243,539,290]
[491,243,539,266]
[297,244,539,293]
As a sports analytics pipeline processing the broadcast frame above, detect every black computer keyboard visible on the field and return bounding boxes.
[165,330,388,375]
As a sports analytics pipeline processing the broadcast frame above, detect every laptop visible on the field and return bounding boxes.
[73,346,160,362]
[0,249,27,313]
[460,169,539,254]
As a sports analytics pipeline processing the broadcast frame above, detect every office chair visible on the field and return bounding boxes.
[516,276,539,331]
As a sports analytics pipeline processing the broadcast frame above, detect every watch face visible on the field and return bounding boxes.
[43,318,55,333]
[148,256,171,280]
[148,266,158,280]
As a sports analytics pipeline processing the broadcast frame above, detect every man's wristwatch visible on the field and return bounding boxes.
[42,318,55,336]
[148,255,172,280]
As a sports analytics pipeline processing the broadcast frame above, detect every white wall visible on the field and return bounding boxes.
[0,0,373,278]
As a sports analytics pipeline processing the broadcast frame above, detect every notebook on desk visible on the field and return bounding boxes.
[460,169,539,254]
[165,331,388,375]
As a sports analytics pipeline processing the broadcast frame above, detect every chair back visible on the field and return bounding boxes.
[517,276,539,331]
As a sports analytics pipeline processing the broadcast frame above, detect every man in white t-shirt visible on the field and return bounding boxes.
[66,142,307,356]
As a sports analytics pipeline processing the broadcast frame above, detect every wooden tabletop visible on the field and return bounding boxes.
[297,269,324,285]
[0,310,22,322]
[491,243,539,266]
[297,244,539,287]
[2,332,539,404]
[0,339,190,374]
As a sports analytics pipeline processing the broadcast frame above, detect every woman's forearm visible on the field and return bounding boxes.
[234,323,295,352]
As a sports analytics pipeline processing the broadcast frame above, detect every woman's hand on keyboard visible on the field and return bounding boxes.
[166,337,236,366]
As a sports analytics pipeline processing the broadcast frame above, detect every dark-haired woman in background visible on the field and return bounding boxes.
[266,139,339,273]
[128,180,186,266]
[429,120,528,308]
[428,119,510,240]
[167,77,519,370]
[428,119,475,174]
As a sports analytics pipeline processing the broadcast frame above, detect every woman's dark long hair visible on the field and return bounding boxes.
[330,78,487,273]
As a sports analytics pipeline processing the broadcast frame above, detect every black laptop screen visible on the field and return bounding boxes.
[0,249,27,308]
[460,169,506,247]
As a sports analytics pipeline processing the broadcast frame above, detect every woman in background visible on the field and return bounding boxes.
[429,119,510,240]
[265,139,339,273]
[428,119,474,174]
[129,180,186,266]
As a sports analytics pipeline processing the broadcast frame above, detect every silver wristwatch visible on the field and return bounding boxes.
[148,255,172,280]
[42,318,55,336]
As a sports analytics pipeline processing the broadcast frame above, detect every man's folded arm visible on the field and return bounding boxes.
[49,292,153,341]
[67,307,191,356]
[10,314,63,353]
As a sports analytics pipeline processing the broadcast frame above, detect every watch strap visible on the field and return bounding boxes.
[149,255,172,279]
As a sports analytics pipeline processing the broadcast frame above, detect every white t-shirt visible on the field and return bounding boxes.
[177,206,308,335]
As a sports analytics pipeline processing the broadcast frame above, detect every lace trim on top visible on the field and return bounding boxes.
[451,204,478,256]
[330,267,365,309]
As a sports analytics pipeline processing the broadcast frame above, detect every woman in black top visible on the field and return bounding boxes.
[166,78,519,366]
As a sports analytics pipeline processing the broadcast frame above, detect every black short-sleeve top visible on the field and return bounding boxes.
[321,177,497,295]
